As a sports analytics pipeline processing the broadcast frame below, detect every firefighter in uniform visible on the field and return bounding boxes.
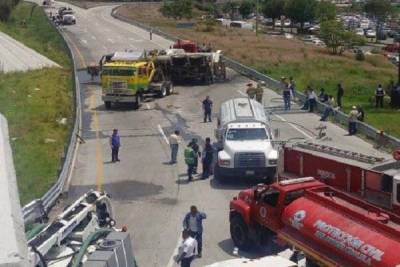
[255,81,265,103]
[246,83,257,99]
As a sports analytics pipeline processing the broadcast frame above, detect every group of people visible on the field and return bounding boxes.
[246,82,265,103]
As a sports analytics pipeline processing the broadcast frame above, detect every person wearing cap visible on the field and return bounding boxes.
[255,81,265,103]
[246,83,257,99]
[189,138,201,174]
[110,129,121,162]
[348,106,359,135]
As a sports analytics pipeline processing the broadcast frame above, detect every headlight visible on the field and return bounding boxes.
[219,159,231,167]
[268,159,277,165]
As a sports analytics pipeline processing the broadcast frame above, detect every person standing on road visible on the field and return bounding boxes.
[308,88,317,112]
[357,105,365,122]
[348,106,359,135]
[184,144,196,181]
[189,138,201,174]
[169,130,181,164]
[282,79,291,110]
[289,77,296,100]
[337,83,344,109]
[110,129,121,163]
[255,81,265,104]
[183,206,207,258]
[202,96,213,123]
[202,137,214,179]
[375,84,385,108]
[175,230,197,267]
[246,83,257,99]
[149,28,153,40]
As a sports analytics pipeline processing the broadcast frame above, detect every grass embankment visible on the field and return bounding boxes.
[0,2,73,205]
[118,4,400,137]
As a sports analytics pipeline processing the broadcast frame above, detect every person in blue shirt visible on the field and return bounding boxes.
[110,129,121,162]
[183,206,206,257]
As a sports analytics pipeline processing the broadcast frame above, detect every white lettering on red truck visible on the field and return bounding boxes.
[313,219,384,265]
[317,169,336,180]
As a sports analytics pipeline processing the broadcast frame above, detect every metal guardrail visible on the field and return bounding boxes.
[113,6,400,149]
[21,6,82,224]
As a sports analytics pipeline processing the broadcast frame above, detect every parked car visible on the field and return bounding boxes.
[302,35,317,42]
[365,29,376,38]
[355,28,364,36]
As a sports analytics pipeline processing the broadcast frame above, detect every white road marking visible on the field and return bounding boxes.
[158,124,169,145]
[274,113,313,139]
[80,39,88,45]
[166,233,182,267]
[107,38,115,44]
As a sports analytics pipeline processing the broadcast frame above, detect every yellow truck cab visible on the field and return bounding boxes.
[101,51,172,109]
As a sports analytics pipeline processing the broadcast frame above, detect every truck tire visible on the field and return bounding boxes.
[157,83,167,98]
[166,83,173,96]
[104,101,111,109]
[133,94,140,110]
[214,165,226,183]
[305,257,320,267]
[230,215,252,250]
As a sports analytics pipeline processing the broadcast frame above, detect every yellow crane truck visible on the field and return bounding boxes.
[100,51,172,109]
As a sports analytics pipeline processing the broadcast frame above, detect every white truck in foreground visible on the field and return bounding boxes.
[214,98,278,183]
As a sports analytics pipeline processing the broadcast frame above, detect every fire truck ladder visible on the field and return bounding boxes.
[295,142,385,164]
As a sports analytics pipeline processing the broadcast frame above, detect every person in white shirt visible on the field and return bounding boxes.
[168,130,181,164]
[175,230,198,267]
[308,88,317,112]
[182,206,207,257]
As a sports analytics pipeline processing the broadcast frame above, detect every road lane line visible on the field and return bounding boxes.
[89,90,105,190]
[166,233,182,267]
[158,124,169,145]
[63,32,87,68]
[274,113,313,139]
[107,38,115,44]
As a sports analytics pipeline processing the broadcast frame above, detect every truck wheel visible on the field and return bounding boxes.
[133,94,140,110]
[157,84,167,98]
[305,257,319,267]
[230,215,251,250]
[166,83,173,96]
[214,165,226,183]
[105,101,111,109]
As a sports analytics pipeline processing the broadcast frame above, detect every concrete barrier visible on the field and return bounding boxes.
[0,114,29,267]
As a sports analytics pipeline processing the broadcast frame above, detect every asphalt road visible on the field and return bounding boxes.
[0,31,59,73]
[43,2,390,267]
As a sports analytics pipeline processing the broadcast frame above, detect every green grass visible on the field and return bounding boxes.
[0,2,73,205]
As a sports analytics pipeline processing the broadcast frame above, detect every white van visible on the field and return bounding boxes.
[214,98,277,182]
[204,255,298,267]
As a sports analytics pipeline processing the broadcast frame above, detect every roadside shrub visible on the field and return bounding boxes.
[355,50,365,61]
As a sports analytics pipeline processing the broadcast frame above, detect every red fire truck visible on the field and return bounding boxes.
[278,142,400,215]
[229,177,400,267]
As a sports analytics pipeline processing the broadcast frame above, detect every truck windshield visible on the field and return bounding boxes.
[226,128,268,141]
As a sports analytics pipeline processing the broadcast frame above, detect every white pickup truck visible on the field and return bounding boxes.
[214,98,277,182]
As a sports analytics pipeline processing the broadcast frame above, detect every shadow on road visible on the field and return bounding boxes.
[209,177,261,191]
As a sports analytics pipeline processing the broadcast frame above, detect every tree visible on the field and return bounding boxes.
[160,0,193,20]
[320,20,365,55]
[0,0,20,22]
[262,0,285,29]
[239,0,254,19]
[315,0,336,22]
[284,0,317,32]
[222,1,239,19]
